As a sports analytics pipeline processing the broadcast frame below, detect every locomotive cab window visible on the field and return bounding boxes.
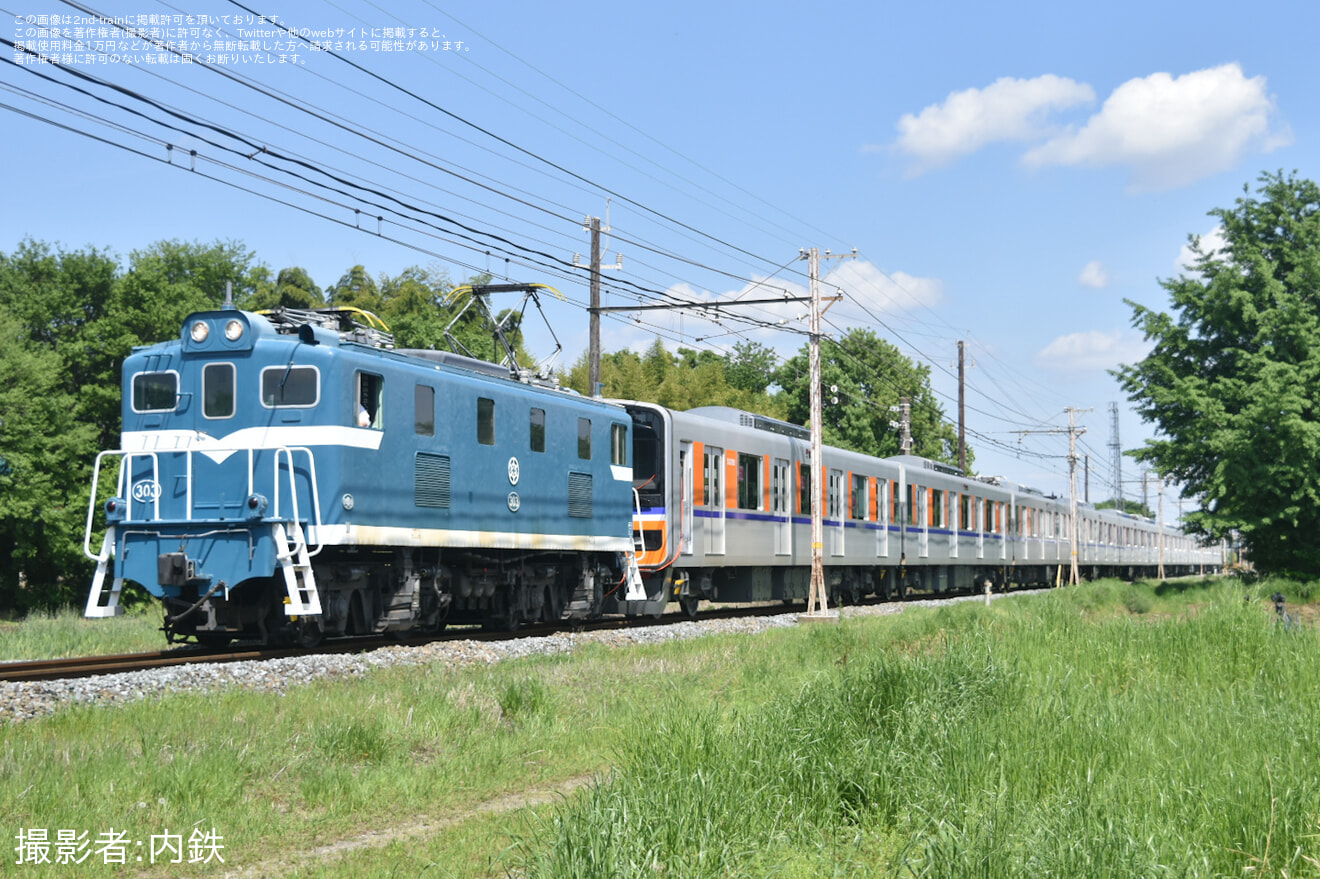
[478,397,495,445]
[356,372,383,429]
[530,408,545,452]
[578,418,591,459]
[261,366,319,407]
[132,371,179,412]
[414,385,434,436]
[610,423,627,466]
[202,364,234,419]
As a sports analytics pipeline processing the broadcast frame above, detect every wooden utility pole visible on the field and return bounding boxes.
[805,246,827,618]
[800,247,853,620]
[957,340,966,473]
[587,217,602,396]
[1157,476,1166,579]
[1013,408,1089,585]
[1065,407,1088,586]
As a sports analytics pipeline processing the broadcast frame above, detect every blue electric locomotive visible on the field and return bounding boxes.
[84,307,640,644]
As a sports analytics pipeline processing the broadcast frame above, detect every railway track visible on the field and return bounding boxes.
[0,591,962,685]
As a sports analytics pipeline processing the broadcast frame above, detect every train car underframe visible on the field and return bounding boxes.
[162,545,625,645]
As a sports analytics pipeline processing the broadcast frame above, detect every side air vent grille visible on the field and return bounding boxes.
[415,453,451,508]
[568,472,593,518]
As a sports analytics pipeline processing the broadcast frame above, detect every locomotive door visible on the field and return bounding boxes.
[680,444,693,556]
[705,445,725,555]
[827,469,844,555]
[772,458,790,556]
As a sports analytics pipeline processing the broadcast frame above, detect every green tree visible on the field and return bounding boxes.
[1117,171,1320,574]
[726,340,779,394]
[326,264,381,312]
[0,310,99,610]
[0,238,266,609]
[241,266,325,311]
[775,328,964,466]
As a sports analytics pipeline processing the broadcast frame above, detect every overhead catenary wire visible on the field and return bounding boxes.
[8,0,1103,478]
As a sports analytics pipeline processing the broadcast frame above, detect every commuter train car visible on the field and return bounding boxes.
[621,404,1217,614]
[84,307,640,644]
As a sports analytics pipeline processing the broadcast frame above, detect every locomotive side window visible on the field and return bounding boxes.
[414,385,434,436]
[530,408,546,452]
[132,371,179,412]
[261,366,319,407]
[577,417,591,459]
[610,423,627,466]
[356,372,383,429]
[478,397,495,445]
[737,453,762,510]
[202,364,234,419]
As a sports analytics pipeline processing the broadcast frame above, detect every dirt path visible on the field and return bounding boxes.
[219,773,597,879]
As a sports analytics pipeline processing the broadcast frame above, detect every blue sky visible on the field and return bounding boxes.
[6,0,1317,512]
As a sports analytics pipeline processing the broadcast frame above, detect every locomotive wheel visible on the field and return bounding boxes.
[541,586,563,624]
[679,594,700,619]
[296,619,325,648]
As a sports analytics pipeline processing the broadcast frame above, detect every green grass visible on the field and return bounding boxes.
[0,604,165,661]
[514,578,1320,878]
[3,576,1318,878]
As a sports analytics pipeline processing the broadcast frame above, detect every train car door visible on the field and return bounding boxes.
[919,487,929,559]
[976,497,986,560]
[828,469,844,555]
[705,445,725,555]
[680,442,694,556]
[773,458,790,556]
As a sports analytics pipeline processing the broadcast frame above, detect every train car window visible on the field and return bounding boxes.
[202,364,234,419]
[577,417,591,459]
[850,473,867,520]
[737,453,762,510]
[415,385,435,436]
[799,464,812,515]
[261,366,319,407]
[356,372,383,429]
[931,488,943,528]
[906,484,918,525]
[132,371,179,412]
[629,410,663,502]
[478,398,495,445]
[530,408,546,452]
[611,424,627,466]
[891,480,899,523]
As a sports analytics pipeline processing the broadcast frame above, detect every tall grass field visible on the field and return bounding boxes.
[515,578,1320,878]
[2,576,1318,877]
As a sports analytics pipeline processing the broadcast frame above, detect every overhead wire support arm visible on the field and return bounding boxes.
[595,294,812,313]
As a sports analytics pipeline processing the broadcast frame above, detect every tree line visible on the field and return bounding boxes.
[0,238,959,612]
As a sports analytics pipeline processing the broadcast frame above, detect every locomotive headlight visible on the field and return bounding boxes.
[190,320,210,343]
[224,319,245,341]
[244,493,268,519]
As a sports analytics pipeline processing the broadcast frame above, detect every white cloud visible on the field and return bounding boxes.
[1175,226,1228,273]
[587,261,946,360]
[824,260,944,313]
[1078,260,1110,289]
[893,75,1095,173]
[1034,330,1151,372]
[1023,64,1289,190]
